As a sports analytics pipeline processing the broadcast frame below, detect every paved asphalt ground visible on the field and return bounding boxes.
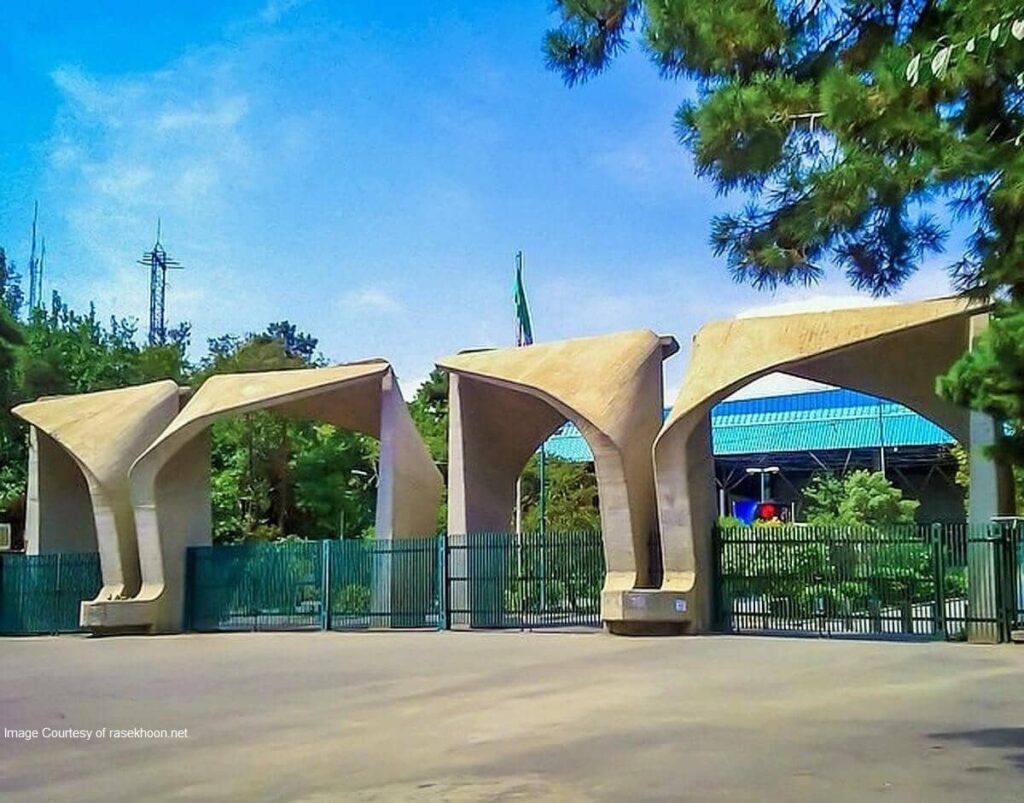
[0,631,1022,802]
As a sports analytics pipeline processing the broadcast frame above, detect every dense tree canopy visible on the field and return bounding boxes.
[546,1,1024,298]
[196,325,379,543]
[802,470,920,526]
[544,1,1024,475]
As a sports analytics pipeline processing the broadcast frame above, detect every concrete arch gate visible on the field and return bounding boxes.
[650,297,1013,638]
[438,330,680,627]
[7,297,1009,638]
[13,381,186,602]
[77,361,443,634]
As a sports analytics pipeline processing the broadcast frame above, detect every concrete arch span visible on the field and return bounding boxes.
[651,297,1011,634]
[438,330,679,602]
[82,361,443,633]
[12,381,185,602]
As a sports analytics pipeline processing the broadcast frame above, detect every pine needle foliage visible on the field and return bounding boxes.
[544,1,1024,299]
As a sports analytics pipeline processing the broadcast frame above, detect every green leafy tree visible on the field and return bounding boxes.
[544,2,1024,488]
[0,248,24,319]
[544,2,1023,298]
[290,423,378,539]
[722,471,931,619]
[939,304,1024,465]
[803,469,920,526]
[200,323,377,543]
[19,293,187,398]
[0,247,25,532]
[949,441,1024,511]
[0,289,186,533]
[408,368,449,530]
[519,453,601,532]
[408,368,448,468]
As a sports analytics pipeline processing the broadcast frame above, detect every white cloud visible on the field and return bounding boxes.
[41,46,284,353]
[51,66,129,118]
[339,286,402,314]
[258,0,308,25]
[735,293,894,320]
[155,97,250,132]
[87,162,155,197]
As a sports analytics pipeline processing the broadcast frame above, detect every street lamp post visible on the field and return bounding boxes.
[339,469,370,538]
[745,466,781,503]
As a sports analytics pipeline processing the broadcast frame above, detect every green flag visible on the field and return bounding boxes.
[514,251,533,346]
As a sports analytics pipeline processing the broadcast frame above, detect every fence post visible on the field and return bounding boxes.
[1011,520,1023,635]
[321,539,331,631]
[967,523,1004,643]
[436,534,446,631]
[183,547,193,632]
[710,525,722,632]
[995,522,1011,643]
[931,524,946,640]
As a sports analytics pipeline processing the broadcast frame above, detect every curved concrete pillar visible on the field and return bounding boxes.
[12,381,184,603]
[82,361,443,633]
[653,297,1005,634]
[438,330,679,624]
[23,428,97,555]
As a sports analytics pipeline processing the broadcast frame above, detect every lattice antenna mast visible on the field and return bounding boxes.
[27,201,39,310]
[137,219,184,346]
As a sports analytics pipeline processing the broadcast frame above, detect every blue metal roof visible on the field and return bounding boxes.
[542,388,954,462]
[545,424,596,462]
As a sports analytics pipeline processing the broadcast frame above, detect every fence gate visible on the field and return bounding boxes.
[327,537,441,630]
[714,523,1020,641]
[188,540,325,631]
[0,552,102,635]
[446,531,604,630]
[1003,522,1024,637]
[187,538,442,632]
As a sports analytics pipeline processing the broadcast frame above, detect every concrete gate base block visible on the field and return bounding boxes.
[80,598,159,635]
[602,589,694,636]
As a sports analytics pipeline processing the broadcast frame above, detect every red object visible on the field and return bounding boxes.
[755,503,777,520]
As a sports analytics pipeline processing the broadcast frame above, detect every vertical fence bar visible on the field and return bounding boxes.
[321,539,331,631]
[184,547,194,632]
[1014,521,1024,632]
[437,534,446,630]
[994,523,1009,643]
[931,523,946,640]
[710,526,722,631]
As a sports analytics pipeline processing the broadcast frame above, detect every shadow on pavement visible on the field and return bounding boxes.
[928,728,1024,771]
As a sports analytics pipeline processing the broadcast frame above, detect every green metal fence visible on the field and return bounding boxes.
[714,523,1022,641]
[1000,520,1024,636]
[327,537,441,630]
[188,540,326,631]
[0,552,102,635]
[446,531,604,629]
[187,532,604,632]
[187,537,443,632]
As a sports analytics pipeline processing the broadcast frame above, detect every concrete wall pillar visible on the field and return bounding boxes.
[446,373,563,626]
[23,428,97,556]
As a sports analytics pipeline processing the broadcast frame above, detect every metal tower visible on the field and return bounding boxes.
[137,221,184,346]
[27,202,42,310]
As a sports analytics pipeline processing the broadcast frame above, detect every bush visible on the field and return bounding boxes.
[333,583,371,616]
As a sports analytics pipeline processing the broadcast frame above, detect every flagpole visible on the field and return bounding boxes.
[515,251,525,537]
[513,250,546,612]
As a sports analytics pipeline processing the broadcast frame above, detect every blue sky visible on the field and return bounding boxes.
[0,0,953,396]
